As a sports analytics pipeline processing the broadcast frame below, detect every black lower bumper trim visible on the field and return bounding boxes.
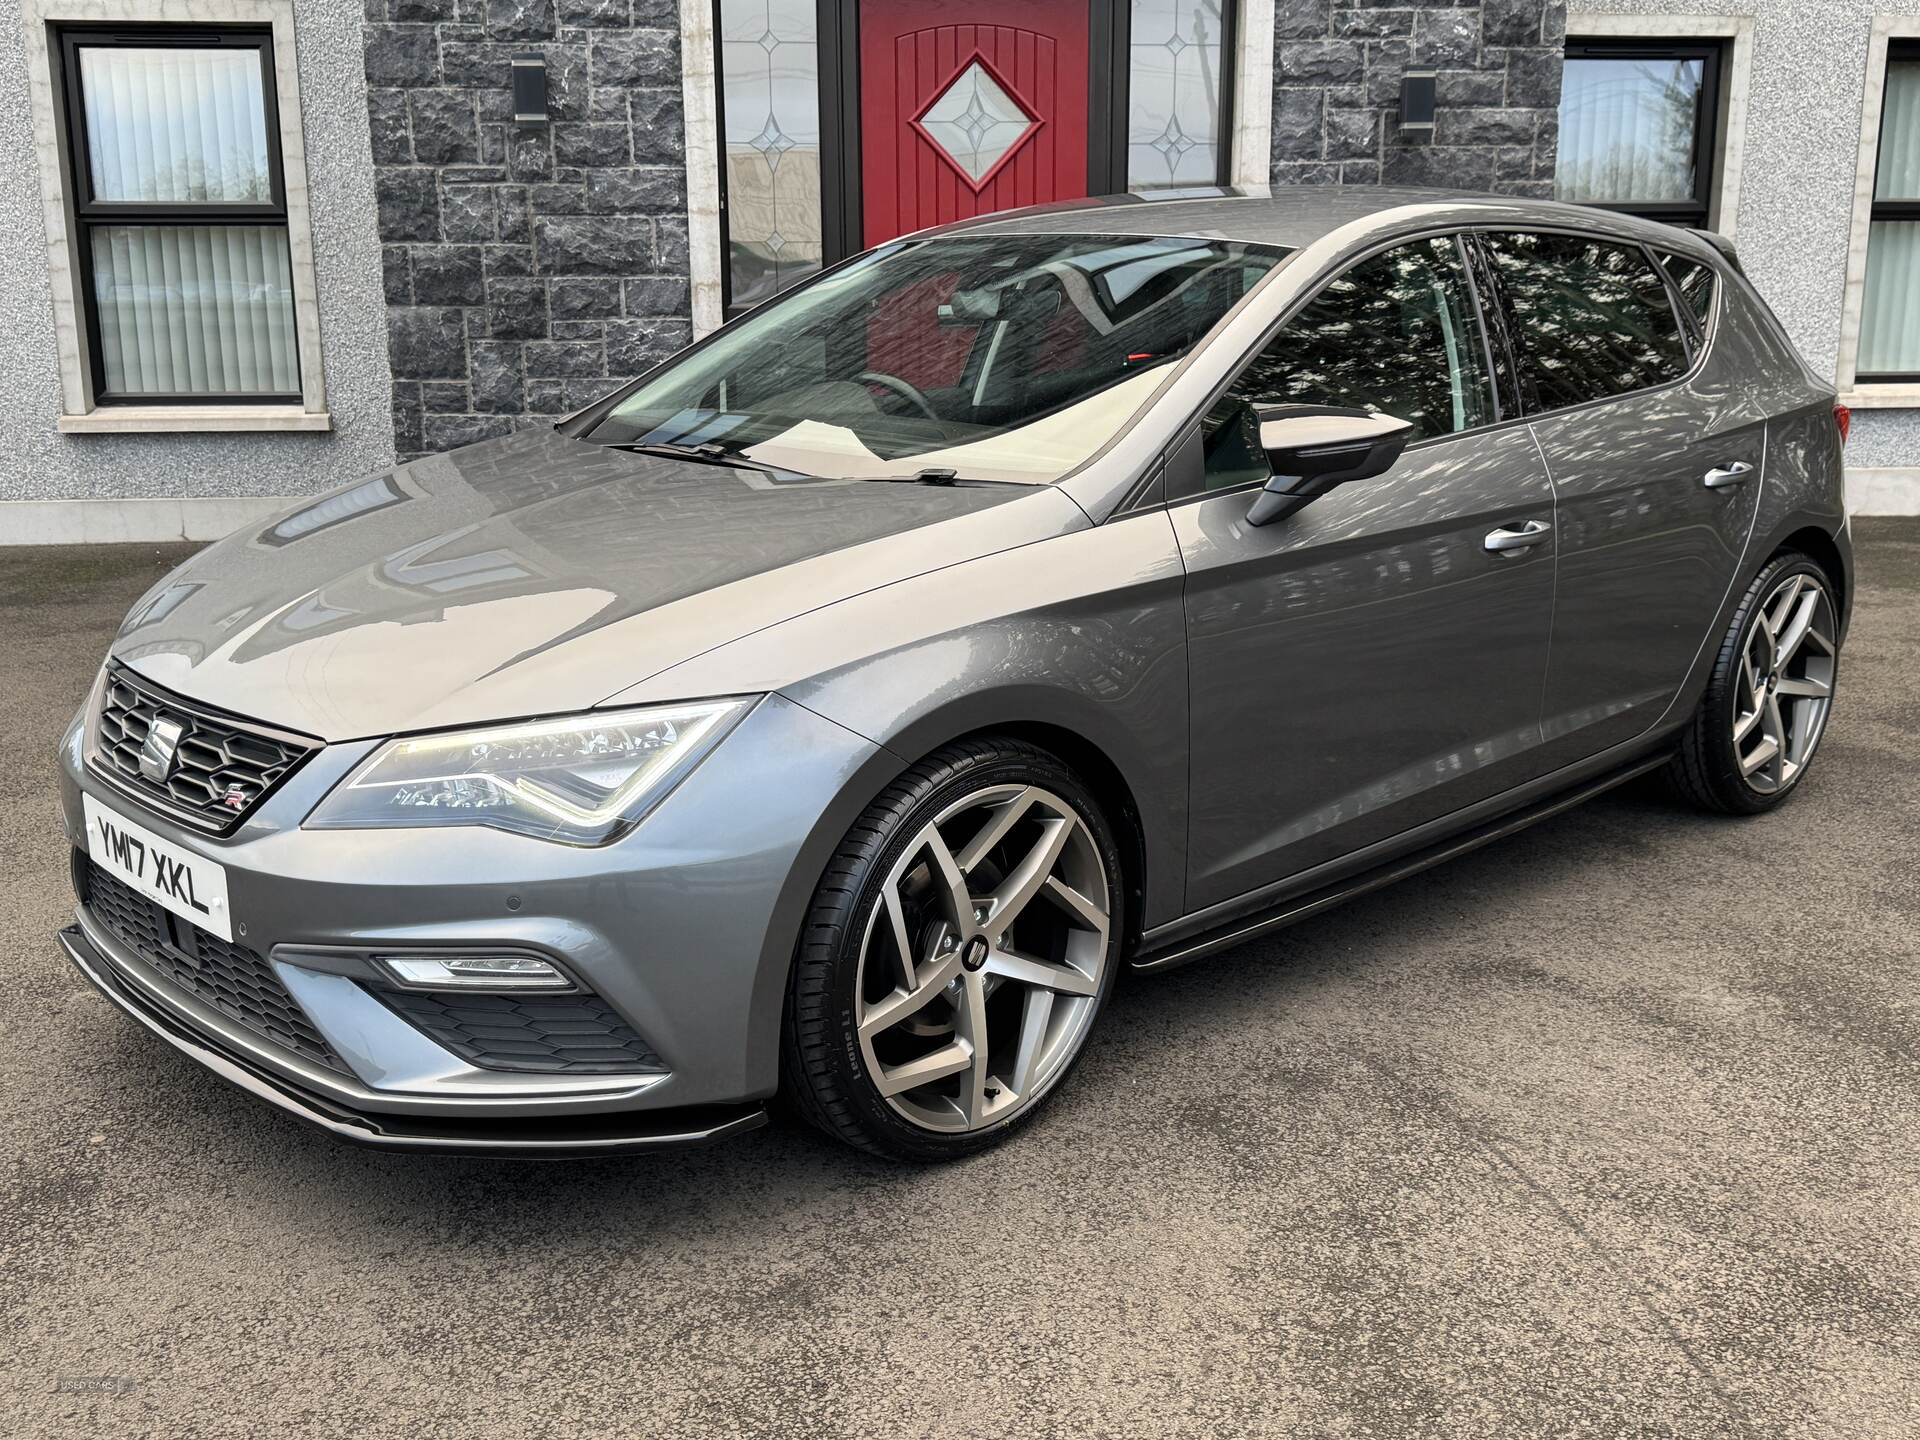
[60,924,768,1157]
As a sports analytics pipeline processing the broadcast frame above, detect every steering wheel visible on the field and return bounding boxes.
[855,369,941,423]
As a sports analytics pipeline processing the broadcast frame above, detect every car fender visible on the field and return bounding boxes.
[612,510,1194,931]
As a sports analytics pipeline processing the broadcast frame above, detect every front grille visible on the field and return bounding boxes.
[79,859,349,1075]
[90,665,318,833]
[372,989,666,1075]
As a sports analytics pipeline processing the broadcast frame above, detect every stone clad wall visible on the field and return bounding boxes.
[1272,1,1567,195]
[362,0,693,459]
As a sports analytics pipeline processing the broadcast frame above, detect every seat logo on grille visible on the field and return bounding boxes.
[138,715,186,784]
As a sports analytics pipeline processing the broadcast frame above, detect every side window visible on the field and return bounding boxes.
[1657,251,1717,339]
[1201,236,1493,490]
[1481,232,1692,412]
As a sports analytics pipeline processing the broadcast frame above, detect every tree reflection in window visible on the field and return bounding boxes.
[1203,236,1493,488]
[1481,231,1690,412]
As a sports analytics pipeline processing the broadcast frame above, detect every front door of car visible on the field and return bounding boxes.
[1475,232,1767,769]
[1172,235,1559,913]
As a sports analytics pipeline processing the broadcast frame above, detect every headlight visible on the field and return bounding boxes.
[305,698,756,846]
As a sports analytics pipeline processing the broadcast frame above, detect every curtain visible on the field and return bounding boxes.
[1861,65,1920,373]
[91,226,299,396]
[1860,222,1920,374]
[79,47,272,203]
[76,44,294,395]
[1555,57,1703,205]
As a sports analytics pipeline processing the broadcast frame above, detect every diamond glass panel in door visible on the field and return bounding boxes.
[1860,61,1920,376]
[73,43,297,397]
[1127,0,1227,188]
[915,61,1037,186]
[1555,55,1705,205]
[720,0,823,307]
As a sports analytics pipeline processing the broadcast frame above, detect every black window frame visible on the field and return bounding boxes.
[55,22,298,407]
[1858,39,1920,383]
[1559,38,1725,229]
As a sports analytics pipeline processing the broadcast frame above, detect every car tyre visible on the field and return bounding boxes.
[782,736,1124,1161]
[1668,551,1840,815]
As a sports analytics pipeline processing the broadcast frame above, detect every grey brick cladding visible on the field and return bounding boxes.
[364,1,1568,459]
[1272,1,1565,196]
[364,0,692,460]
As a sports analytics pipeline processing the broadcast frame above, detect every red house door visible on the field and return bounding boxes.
[858,0,1092,247]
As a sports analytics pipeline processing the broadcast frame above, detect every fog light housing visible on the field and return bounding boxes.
[381,954,572,991]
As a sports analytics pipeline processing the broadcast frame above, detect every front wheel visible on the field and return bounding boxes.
[1668,552,1840,814]
[782,737,1124,1161]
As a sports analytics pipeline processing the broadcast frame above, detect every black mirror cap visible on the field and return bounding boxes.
[1247,404,1416,527]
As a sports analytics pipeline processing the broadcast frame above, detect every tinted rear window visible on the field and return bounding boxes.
[1482,232,1692,412]
[1658,252,1717,336]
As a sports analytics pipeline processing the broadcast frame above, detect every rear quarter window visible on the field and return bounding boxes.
[1657,252,1718,340]
[1481,232,1692,412]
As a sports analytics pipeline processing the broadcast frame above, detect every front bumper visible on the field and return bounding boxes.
[61,923,766,1154]
[58,687,891,1150]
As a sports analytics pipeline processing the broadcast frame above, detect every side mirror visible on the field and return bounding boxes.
[1245,404,1415,527]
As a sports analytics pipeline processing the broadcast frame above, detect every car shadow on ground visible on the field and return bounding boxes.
[111,776,1704,1248]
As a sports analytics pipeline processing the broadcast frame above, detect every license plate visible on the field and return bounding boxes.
[82,793,233,943]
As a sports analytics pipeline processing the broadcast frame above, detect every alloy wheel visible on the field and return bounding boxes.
[1734,571,1837,795]
[852,783,1112,1133]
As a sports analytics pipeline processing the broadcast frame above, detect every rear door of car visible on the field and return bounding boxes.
[1471,231,1767,770]
[1170,233,1558,913]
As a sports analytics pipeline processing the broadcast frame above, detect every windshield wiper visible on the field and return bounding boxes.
[862,468,1021,488]
[608,440,769,471]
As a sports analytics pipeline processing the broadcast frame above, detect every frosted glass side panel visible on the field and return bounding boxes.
[1128,0,1227,189]
[721,0,823,307]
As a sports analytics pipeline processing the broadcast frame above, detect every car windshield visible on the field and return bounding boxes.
[584,233,1292,484]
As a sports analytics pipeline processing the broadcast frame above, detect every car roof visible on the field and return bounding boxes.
[930,185,1724,261]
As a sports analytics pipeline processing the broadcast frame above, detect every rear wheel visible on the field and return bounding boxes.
[1669,553,1839,814]
[782,737,1123,1161]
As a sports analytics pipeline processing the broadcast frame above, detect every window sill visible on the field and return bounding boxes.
[1838,386,1920,409]
[58,406,332,434]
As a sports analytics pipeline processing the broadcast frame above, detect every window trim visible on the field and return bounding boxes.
[1558,37,1724,228]
[1848,34,1920,386]
[1562,14,1755,239]
[57,23,299,407]
[1466,228,1715,424]
[23,0,328,430]
[1164,222,1722,506]
[1167,230,1507,505]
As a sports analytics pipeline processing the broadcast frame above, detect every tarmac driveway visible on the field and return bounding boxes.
[3,525,1916,1438]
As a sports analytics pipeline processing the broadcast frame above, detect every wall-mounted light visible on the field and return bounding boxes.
[1399,69,1437,133]
[512,52,548,126]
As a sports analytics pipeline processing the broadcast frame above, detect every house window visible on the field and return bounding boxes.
[717,0,824,311]
[56,26,299,403]
[1858,48,1920,381]
[1126,0,1234,190]
[1556,40,1723,226]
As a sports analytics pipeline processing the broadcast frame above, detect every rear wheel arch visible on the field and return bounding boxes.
[1773,524,1848,618]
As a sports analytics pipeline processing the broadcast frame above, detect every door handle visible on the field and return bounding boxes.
[1704,461,1754,489]
[1485,520,1552,554]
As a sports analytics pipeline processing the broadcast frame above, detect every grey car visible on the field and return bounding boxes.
[56,189,1852,1161]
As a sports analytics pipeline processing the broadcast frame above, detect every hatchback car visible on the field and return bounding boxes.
[57,189,1851,1161]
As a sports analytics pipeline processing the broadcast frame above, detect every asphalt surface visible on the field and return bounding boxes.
[2,525,1916,1439]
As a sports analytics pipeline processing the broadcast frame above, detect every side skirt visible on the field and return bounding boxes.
[1130,748,1675,975]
